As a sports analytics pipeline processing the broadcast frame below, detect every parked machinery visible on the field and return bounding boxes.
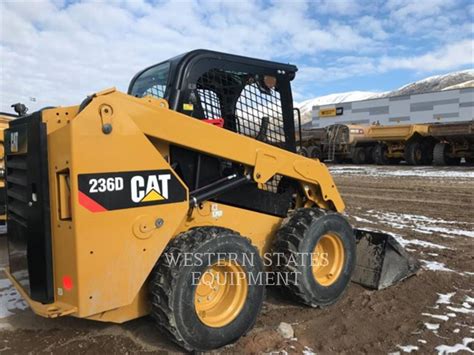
[429,121,474,165]
[366,124,435,165]
[298,121,474,166]
[4,50,417,351]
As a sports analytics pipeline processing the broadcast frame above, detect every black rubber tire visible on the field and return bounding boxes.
[433,142,461,166]
[373,143,389,165]
[308,145,322,160]
[421,139,435,165]
[405,140,427,165]
[149,227,265,351]
[351,147,367,164]
[365,146,374,164]
[271,208,356,307]
[297,146,309,157]
[332,154,344,164]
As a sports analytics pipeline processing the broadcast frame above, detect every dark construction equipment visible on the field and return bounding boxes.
[4,49,419,351]
[353,230,420,289]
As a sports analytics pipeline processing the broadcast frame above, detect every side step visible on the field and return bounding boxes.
[352,229,420,290]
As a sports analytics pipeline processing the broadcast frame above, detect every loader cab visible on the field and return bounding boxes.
[129,49,298,151]
[129,50,299,217]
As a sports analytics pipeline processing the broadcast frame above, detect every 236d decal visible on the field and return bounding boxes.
[78,170,187,212]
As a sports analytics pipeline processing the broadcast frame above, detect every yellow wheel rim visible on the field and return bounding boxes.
[312,233,345,286]
[194,260,248,328]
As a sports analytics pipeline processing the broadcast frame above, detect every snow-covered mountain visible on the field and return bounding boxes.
[297,69,474,124]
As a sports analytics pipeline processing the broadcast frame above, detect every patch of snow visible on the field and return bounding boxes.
[453,329,460,334]
[407,239,449,250]
[435,337,474,354]
[437,292,456,304]
[442,79,474,90]
[328,166,474,179]
[277,322,294,339]
[417,226,474,239]
[353,215,376,224]
[465,296,474,303]
[418,339,427,344]
[425,323,440,331]
[446,306,474,314]
[421,260,453,272]
[303,346,316,355]
[422,313,450,321]
[0,278,29,319]
[397,345,419,353]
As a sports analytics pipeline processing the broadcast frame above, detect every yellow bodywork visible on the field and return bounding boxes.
[7,88,344,323]
[367,124,430,141]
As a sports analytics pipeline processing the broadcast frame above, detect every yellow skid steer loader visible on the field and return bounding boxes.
[4,50,418,351]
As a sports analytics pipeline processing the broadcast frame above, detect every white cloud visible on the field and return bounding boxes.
[379,39,474,71]
[357,16,388,40]
[293,39,473,101]
[0,0,472,111]
[0,0,383,112]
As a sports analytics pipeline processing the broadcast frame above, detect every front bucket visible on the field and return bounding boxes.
[351,229,420,290]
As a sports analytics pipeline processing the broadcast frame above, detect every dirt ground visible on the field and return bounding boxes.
[1,165,473,354]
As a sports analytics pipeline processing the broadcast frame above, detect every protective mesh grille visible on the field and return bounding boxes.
[144,84,166,99]
[195,70,286,146]
[195,69,287,194]
[264,174,283,193]
[235,83,285,145]
[197,89,222,119]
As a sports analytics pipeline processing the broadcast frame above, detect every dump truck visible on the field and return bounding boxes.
[297,124,374,163]
[299,123,440,165]
[429,121,474,165]
[366,124,435,165]
[4,50,418,351]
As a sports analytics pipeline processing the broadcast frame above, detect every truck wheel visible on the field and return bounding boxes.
[297,146,309,157]
[373,143,389,165]
[149,227,264,351]
[271,208,356,307]
[351,147,367,164]
[308,145,322,160]
[405,140,425,165]
[433,142,460,165]
[365,147,374,164]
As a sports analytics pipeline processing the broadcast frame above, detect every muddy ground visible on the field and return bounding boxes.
[1,165,473,354]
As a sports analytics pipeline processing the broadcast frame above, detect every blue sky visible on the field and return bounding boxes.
[1,0,473,112]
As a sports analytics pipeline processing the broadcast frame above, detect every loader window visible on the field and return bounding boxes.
[235,82,285,145]
[129,62,170,99]
[197,89,222,119]
[188,69,286,147]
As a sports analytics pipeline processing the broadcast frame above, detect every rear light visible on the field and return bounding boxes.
[62,275,73,291]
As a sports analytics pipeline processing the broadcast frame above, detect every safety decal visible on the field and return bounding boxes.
[78,170,187,212]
